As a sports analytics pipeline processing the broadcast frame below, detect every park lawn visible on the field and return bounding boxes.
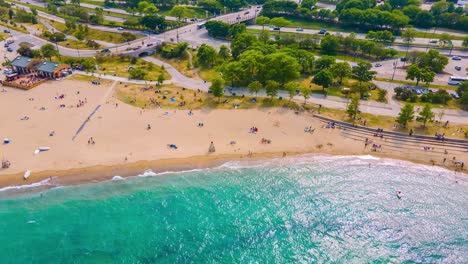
[320,106,468,139]
[68,73,114,85]
[158,7,212,19]
[0,21,28,33]
[47,19,141,44]
[58,39,103,49]
[198,66,221,82]
[22,22,48,32]
[81,0,105,7]
[374,77,456,91]
[95,56,170,81]
[115,83,300,110]
[77,5,133,19]
[152,53,197,78]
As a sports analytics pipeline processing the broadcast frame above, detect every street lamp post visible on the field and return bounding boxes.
[391,58,398,80]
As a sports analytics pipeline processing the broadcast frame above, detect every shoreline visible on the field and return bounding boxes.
[1,149,465,192]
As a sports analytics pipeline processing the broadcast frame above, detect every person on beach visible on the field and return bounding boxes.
[209,141,216,153]
[147,124,151,130]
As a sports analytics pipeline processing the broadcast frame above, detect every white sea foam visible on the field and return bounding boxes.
[111,176,124,181]
[0,178,54,192]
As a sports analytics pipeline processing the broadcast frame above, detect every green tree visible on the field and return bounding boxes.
[157,73,165,85]
[401,26,417,57]
[457,81,468,97]
[418,104,434,127]
[320,34,340,54]
[285,81,297,102]
[261,52,300,85]
[256,16,270,31]
[352,62,376,86]
[248,81,262,97]
[463,36,468,49]
[129,68,147,80]
[416,49,448,73]
[40,44,58,60]
[396,103,415,127]
[300,86,312,105]
[330,62,351,84]
[218,45,230,61]
[196,44,217,67]
[210,76,225,102]
[170,6,187,22]
[439,33,451,47]
[205,20,230,38]
[378,89,388,102]
[460,92,468,110]
[265,80,280,100]
[258,30,270,43]
[346,93,360,121]
[313,69,334,91]
[270,17,290,35]
[315,56,336,71]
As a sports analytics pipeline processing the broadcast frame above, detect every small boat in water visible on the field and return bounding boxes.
[24,170,31,180]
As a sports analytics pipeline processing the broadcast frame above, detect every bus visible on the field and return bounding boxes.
[197,22,206,29]
[448,76,468,85]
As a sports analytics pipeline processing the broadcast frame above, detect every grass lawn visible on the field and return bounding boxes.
[68,73,114,85]
[115,83,300,110]
[77,5,133,19]
[198,66,222,82]
[282,17,347,32]
[374,77,456,91]
[81,0,105,7]
[47,19,141,44]
[152,53,197,78]
[58,39,103,50]
[22,22,48,32]
[299,77,382,101]
[95,56,170,81]
[158,7,212,19]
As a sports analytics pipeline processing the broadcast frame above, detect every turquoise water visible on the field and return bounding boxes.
[0,155,467,263]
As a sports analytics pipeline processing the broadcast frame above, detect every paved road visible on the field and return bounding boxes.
[248,25,466,52]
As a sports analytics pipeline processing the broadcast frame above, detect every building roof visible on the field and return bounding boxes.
[11,56,34,68]
[37,61,60,73]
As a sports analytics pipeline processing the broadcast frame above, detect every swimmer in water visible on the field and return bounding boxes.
[396,191,402,199]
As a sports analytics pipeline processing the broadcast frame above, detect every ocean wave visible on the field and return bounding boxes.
[0,178,54,192]
[111,176,124,181]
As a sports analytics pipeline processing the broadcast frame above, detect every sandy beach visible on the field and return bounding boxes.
[0,78,466,188]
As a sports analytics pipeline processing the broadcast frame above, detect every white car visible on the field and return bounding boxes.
[296,27,304,32]
[117,27,124,31]
[374,63,382,67]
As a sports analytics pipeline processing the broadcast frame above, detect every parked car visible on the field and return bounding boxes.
[7,47,13,52]
[117,27,124,31]
[400,57,407,62]
[296,27,304,32]
[3,29,10,33]
[101,48,110,53]
[7,39,14,44]
[451,92,460,99]
[429,40,437,44]
[374,63,382,67]
[318,29,327,34]
[455,66,461,71]
[452,56,462,60]
[3,43,8,48]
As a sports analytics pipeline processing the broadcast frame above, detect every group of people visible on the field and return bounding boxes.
[325,122,336,129]
[374,128,384,138]
[1,159,10,169]
[76,98,88,108]
[249,127,259,134]
[14,74,45,88]
[87,137,96,145]
[261,138,272,144]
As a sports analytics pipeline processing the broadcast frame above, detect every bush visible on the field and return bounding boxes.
[129,68,146,80]
[49,32,66,42]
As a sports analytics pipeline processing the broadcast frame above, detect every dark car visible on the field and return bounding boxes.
[273,27,280,30]
[455,66,461,71]
[400,57,407,62]
[101,48,110,53]
[7,47,13,52]
[3,29,10,33]
[318,29,327,34]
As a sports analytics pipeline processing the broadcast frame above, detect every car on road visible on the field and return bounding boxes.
[117,27,124,31]
[451,92,460,99]
[273,27,280,30]
[296,27,304,32]
[7,47,13,52]
[146,43,154,47]
[3,29,10,33]
[103,6,110,9]
[452,56,462,60]
[400,57,407,62]
[7,39,14,44]
[3,43,8,47]
[318,29,327,34]
[455,66,462,71]
[101,48,110,53]
[244,11,250,15]
[374,63,382,67]
[429,40,437,44]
